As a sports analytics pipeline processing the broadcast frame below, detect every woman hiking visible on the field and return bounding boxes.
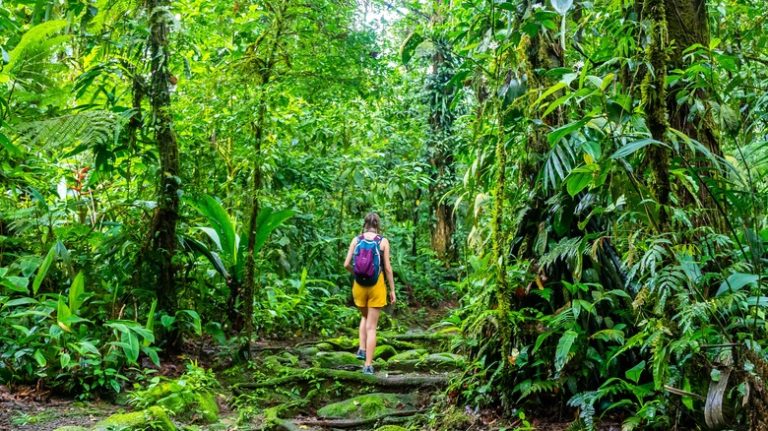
[344,212,396,374]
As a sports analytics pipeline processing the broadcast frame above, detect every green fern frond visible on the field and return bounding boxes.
[539,236,584,269]
[6,20,71,79]
[90,0,141,33]
[544,138,578,191]
[13,110,128,151]
[514,378,563,400]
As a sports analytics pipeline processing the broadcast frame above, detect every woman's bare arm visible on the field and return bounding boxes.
[382,238,396,303]
[344,237,357,273]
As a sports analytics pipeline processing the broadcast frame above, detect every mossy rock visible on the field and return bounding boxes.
[53,427,88,431]
[375,426,408,431]
[194,392,219,423]
[297,346,319,357]
[388,349,427,363]
[317,393,410,420]
[313,351,361,368]
[315,342,334,351]
[435,405,474,429]
[425,352,465,369]
[134,381,219,424]
[276,351,299,365]
[325,336,358,350]
[93,406,175,431]
[374,345,397,360]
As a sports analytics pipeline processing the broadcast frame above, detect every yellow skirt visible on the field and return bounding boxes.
[352,275,387,308]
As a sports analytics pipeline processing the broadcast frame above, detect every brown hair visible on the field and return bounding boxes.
[362,212,381,234]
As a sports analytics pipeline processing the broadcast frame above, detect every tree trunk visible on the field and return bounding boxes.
[146,0,180,320]
[240,5,286,340]
[427,1,457,264]
[641,0,671,227]
[664,0,722,222]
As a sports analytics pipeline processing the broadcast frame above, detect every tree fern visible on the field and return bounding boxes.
[13,110,128,153]
[4,20,71,83]
[544,137,578,191]
[90,0,141,33]
[539,236,584,270]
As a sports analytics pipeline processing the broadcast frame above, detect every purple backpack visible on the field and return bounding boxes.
[353,235,382,286]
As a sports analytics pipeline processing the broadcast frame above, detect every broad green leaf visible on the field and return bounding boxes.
[33,349,47,367]
[625,360,646,383]
[178,309,202,335]
[610,138,666,159]
[716,272,759,296]
[68,272,84,314]
[566,170,592,197]
[533,82,567,108]
[3,297,39,307]
[33,245,56,295]
[56,297,72,332]
[191,195,237,262]
[400,31,425,65]
[548,118,589,146]
[60,352,71,369]
[120,331,140,363]
[555,330,578,373]
[144,299,157,347]
[252,208,295,255]
[2,276,30,293]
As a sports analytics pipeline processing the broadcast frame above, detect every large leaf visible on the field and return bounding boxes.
[32,245,56,295]
[400,31,425,65]
[252,208,296,255]
[191,195,237,262]
[555,329,578,374]
[716,272,759,296]
[57,296,72,332]
[180,235,230,279]
[610,138,667,159]
[68,271,85,314]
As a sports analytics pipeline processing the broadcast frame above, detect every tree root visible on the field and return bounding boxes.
[293,409,425,428]
[233,368,450,393]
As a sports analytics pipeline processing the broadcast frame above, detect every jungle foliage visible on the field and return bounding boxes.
[1,0,767,429]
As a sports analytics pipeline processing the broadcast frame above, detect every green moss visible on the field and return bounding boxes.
[312,351,361,368]
[93,406,175,431]
[317,393,408,419]
[374,345,397,360]
[375,426,408,431]
[131,377,219,424]
[52,427,88,431]
[325,336,357,350]
[297,346,319,357]
[315,342,334,351]
[388,349,427,362]
[194,392,219,423]
[434,405,472,430]
[425,352,465,367]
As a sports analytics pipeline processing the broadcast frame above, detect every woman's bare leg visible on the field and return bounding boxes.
[364,307,381,367]
[358,307,367,353]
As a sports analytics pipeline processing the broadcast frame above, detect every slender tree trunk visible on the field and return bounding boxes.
[146,0,180,320]
[427,1,457,264]
[240,6,286,340]
[665,0,723,224]
[641,0,671,227]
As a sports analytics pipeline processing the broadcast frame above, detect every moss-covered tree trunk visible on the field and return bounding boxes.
[641,0,671,227]
[146,0,180,321]
[427,1,457,264]
[240,3,287,340]
[665,0,722,222]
